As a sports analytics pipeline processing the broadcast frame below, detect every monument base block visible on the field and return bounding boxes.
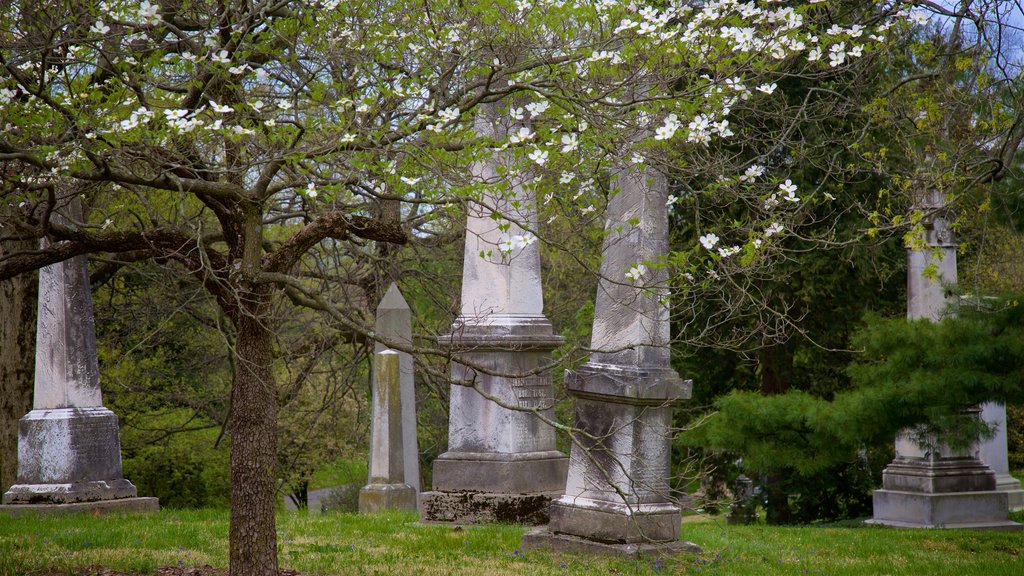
[548,499,682,544]
[358,483,417,514]
[0,497,159,517]
[3,480,139,504]
[994,475,1024,511]
[419,490,563,524]
[868,489,1022,530]
[431,451,568,494]
[521,528,701,558]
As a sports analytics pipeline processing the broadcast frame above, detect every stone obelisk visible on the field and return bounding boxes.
[359,350,417,513]
[420,106,568,524]
[868,189,1019,530]
[523,165,698,555]
[1,204,158,514]
[373,283,420,494]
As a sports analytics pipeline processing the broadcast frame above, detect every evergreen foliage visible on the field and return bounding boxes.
[685,296,1024,475]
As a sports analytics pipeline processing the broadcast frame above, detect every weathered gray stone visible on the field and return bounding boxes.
[870,190,1018,530]
[979,402,1024,510]
[521,527,702,557]
[419,491,561,525]
[360,350,416,514]
[0,496,159,517]
[525,164,694,552]
[421,106,568,524]
[373,283,420,493]
[2,210,153,512]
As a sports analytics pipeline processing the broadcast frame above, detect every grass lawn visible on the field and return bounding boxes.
[1,509,1023,575]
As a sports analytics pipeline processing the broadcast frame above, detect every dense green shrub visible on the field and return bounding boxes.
[120,411,231,509]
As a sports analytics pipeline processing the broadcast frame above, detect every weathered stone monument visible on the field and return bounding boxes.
[1,210,158,514]
[523,165,698,555]
[360,350,417,513]
[419,106,568,524]
[373,283,420,494]
[979,404,1024,510]
[868,190,1020,530]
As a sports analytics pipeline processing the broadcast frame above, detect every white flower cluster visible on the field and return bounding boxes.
[625,263,647,283]
[498,234,537,253]
[119,106,154,131]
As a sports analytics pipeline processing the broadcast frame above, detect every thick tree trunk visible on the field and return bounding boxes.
[759,345,793,525]
[0,238,37,493]
[228,286,279,576]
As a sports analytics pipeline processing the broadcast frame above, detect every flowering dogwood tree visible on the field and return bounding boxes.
[0,1,935,573]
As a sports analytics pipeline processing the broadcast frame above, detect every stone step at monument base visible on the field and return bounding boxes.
[547,498,682,544]
[430,451,568,494]
[419,490,563,524]
[359,482,417,514]
[0,497,159,517]
[994,475,1024,511]
[869,489,1022,530]
[521,528,701,558]
[3,480,139,504]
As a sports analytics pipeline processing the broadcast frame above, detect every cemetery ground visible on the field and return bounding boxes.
[2,509,1024,576]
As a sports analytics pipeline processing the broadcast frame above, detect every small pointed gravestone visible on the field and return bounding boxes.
[522,164,698,555]
[359,350,416,513]
[1,202,158,514]
[420,104,567,524]
[373,283,420,494]
[868,189,1020,530]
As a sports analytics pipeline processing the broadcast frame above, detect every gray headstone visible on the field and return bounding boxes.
[373,283,420,493]
[868,190,1019,530]
[359,350,416,513]
[420,104,568,525]
[2,201,156,511]
[524,164,697,554]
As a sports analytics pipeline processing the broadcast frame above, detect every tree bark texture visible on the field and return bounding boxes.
[228,286,279,576]
[0,237,37,492]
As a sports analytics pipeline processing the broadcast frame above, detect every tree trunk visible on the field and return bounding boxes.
[759,345,793,524]
[0,238,37,493]
[228,286,278,576]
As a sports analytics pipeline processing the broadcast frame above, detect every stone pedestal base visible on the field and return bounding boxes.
[868,490,1021,530]
[431,450,568,494]
[521,527,701,557]
[420,450,568,524]
[548,498,681,543]
[3,407,139,505]
[995,474,1024,511]
[3,480,138,504]
[420,490,563,524]
[359,482,417,514]
[0,497,159,517]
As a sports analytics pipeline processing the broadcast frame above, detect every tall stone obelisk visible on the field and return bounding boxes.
[1,203,158,513]
[373,283,420,494]
[868,189,1019,530]
[523,165,698,555]
[419,106,568,524]
[359,350,417,513]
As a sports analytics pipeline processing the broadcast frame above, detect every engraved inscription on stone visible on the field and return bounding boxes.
[511,375,551,408]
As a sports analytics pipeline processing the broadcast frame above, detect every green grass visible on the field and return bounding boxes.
[1,509,1023,575]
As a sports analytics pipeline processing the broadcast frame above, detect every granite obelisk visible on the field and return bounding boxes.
[419,105,568,524]
[373,283,420,493]
[868,189,1019,530]
[2,203,158,513]
[359,350,417,513]
[523,165,698,555]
